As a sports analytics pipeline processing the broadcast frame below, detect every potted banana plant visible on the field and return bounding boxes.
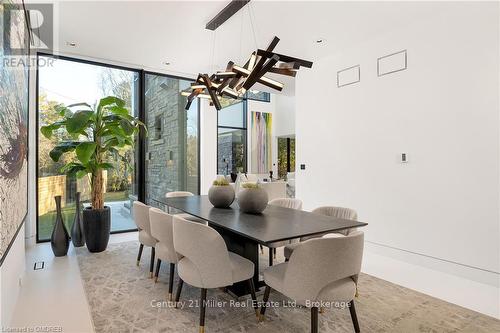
[41,96,145,252]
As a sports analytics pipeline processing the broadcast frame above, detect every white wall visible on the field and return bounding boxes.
[200,99,218,195]
[0,225,26,327]
[296,2,499,316]
[273,94,296,138]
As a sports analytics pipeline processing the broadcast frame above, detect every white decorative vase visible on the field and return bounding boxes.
[208,185,235,208]
[237,187,268,214]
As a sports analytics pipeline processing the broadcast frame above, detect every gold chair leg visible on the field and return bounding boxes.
[136,260,140,266]
[199,326,205,333]
[168,293,172,302]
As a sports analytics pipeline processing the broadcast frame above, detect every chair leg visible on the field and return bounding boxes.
[199,288,207,333]
[311,307,319,333]
[259,285,271,321]
[149,247,155,278]
[247,278,258,318]
[136,244,144,266]
[168,263,175,301]
[174,278,184,308]
[268,249,273,266]
[154,259,161,283]
[349,300,360,333]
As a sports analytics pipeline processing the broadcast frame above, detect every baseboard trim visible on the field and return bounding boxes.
[363,242,500,319]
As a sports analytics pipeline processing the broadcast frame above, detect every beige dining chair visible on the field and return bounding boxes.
[265,198,303,266]
[165,191,207,224]
[260,231,364,333]
[149,207,181,301]
[284,206,358,261]
[172,215,258,333]
[132,201,157,278]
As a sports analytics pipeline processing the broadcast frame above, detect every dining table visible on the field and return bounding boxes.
[156,195,368,297]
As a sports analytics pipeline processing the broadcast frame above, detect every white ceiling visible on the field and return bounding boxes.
[35,1,453,94]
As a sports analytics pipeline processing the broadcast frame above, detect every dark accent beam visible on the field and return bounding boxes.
[257,49,314,68]
[206,0,251,31]
[201,74,222,110]
[268,67,297,77]
[243,55,280,90]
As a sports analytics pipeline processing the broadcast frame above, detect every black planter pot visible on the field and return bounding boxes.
[82,206,111,253]
[51,195,70,257]
[70,192,85,247]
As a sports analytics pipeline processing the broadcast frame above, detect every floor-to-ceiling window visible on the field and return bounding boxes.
[37,54,140,240]
[217,101,247,175]
[144,73,199,207]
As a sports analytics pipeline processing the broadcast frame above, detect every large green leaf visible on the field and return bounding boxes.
[108,106,130,117]
[98,96,125,111]
[75,142,97,164]
[40,125,54,139]
[40,121,65,139]
[60,162,87,175]
[49,142,79,162]
[120,119,135,135]
[66,111,94,134]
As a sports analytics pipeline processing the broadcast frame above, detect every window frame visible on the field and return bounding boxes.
[35,52,200,242]
[216,100,248,174]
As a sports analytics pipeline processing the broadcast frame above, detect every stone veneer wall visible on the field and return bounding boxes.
[145,76,187,207]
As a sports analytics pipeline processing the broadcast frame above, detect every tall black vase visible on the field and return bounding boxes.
[51,195,70,257]
[70,192,85,247]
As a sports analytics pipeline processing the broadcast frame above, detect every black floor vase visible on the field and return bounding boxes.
[51,195,70,257]
[70,192,85,247]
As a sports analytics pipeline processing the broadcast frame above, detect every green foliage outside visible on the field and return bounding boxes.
[278,137,295,179]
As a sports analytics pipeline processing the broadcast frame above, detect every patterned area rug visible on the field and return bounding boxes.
[76,241,500,332]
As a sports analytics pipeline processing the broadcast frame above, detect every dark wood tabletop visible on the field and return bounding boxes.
[159,195,367,246]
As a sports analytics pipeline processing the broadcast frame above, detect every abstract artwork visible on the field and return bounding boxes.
[251,112,272,173]
[0,1,29,265]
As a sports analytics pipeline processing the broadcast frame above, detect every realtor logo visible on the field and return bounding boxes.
[2,3,53,55]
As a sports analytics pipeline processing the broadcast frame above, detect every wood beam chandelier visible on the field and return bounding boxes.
[182,36,313,110]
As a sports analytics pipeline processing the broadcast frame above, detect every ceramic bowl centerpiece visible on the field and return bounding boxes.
[237,182,268,214]
[208,177,235,208]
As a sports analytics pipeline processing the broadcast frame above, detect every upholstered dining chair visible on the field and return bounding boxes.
[264,198,303,265]
[172,215,258,333]
[149,207,181,301]
[284,206,358,261]
[165,191,195,214]
[260,231,364,333]
[165,191,207,224]
[132,201,157,278]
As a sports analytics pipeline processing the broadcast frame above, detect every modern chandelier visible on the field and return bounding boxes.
[182,36,313,111]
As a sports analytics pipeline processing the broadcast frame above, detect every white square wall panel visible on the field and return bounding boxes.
[337,65,360,87]
[378,50,407,76]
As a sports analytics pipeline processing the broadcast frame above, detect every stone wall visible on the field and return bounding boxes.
[145,76,188,207]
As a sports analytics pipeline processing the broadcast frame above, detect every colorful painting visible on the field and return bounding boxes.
[250,112,272,173]
[0,1,30,265]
